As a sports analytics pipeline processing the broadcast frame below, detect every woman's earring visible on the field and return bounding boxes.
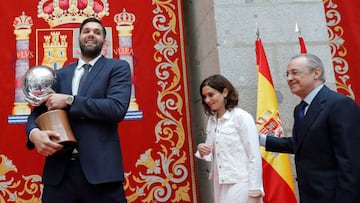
[224,97,228,105]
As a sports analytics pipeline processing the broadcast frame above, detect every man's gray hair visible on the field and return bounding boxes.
[290,53,326,82]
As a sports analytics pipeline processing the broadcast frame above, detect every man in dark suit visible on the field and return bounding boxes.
[260,53,360,203]
[25,18,131,203]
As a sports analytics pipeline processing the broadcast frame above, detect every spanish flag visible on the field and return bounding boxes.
[255,38,297,203]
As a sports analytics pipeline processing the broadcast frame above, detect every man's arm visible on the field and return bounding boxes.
[260,134,295,154]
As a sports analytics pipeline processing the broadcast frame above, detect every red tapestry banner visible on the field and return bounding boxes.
[323,0,360,104]
[0,1,197,202]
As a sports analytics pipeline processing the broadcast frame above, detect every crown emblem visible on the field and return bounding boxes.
[113,9,135,35]
[114,9,135,26]
[13,12,34,39]
[13,12,34,29]
[37,0,110,28]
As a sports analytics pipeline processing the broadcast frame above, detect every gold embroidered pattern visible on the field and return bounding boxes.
[0,155,42,203]
[123,0,194,202]
[324,0,355,99]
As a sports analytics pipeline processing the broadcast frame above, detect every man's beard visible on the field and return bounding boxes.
[79,41,103,58]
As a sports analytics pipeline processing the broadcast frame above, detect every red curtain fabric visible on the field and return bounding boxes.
[0,1,197,202]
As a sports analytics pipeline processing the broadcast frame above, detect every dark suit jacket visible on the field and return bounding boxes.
[266,85,360,203]
[26,56,132,185]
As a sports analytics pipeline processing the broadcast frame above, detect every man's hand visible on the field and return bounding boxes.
[45,93,70,110]
[30,129,63,157]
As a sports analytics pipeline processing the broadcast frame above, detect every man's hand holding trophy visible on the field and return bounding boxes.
[22,65,77,155]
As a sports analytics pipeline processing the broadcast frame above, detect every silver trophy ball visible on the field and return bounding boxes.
[22,65,56,106]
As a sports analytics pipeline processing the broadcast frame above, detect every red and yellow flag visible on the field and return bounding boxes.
[255,38,297,203]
